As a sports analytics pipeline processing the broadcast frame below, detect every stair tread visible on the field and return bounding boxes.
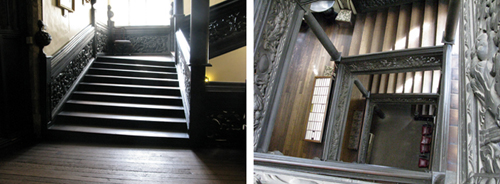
[90,67,177,75]
[98,56,174,62]
[49,124,189,139]
[79,82,180,90]
[58,111,187,122]
[85,74,179,82]
[73,91,182,99]
[93,61,176,69]
[66,100,184,110]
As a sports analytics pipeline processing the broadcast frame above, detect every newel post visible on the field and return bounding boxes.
[91,0,97,57]
[34,20,52,135]
[107,5,115,55]
[189,0,210,143]
[173,0,184,64]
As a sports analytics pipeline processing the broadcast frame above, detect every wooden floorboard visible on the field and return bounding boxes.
[0,141,245,184]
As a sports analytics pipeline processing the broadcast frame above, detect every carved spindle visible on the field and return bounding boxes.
[34,20,52,134]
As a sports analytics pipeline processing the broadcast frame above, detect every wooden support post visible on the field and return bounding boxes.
[443,0,461,43]
[107,5,115,55]
[34,20,52,136]
[189,0,210,143]
[173,0,184,64]
[303,11,341,61]
[91,0,97,57]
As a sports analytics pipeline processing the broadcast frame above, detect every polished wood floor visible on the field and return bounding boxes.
[0,141,245,184]
[269,14,353,159]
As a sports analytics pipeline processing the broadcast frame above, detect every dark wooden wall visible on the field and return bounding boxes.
[0,0,33,142]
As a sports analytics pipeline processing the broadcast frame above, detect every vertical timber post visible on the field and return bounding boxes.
[91,0,97,57]
[34,20,52,136]
[107,5,114,55]
[173,0,184,64]
[189,0,211,144]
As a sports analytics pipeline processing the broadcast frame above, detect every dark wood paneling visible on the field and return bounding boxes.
[205,82,246,147]
[0,0,32,146]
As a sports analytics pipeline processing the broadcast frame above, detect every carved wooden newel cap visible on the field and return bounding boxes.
[35,20,52,48]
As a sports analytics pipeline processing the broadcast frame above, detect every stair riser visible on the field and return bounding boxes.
[97,58,175,67]
[70,93,184,106]
[92,63,177,72]
[77,85,181,96]
[54,115,188,132]
[64,103,186,118]
[46,129,190,146]
[83,76,180,87]
[87,69,178,79]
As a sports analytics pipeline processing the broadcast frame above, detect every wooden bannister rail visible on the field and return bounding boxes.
[175,30,192,127]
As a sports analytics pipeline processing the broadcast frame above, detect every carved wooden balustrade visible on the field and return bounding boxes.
[38,1,109,132]
[254,0,460,183]
[179,0,246,59]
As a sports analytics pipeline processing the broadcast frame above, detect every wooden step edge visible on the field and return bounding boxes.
[78,82,181,90]
[85,74,179,82]
[93,61,176,69]
[98,56,175,62]
[89,67,177,75]
[72,91,183,99]
[48,124,189,139]
[57,111,187,123]
[66,100,184,110]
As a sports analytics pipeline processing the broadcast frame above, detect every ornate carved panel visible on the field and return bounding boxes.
[357,103,374,164]
[461,0,500,182]
[325,65,354,161]
[370,94,439,104]
[96,26,108,53]
[50,41,93,110]
[124,35,173,53]
[254,0,296,150]
[352,0,421,13]
[209,11,245,44]
[344,55,442,74]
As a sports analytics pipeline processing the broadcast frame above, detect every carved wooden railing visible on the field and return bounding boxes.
[180,0,246,59]
[36,1,109,130]
[175,30,191,125]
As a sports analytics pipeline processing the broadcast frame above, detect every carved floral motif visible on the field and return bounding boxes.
[254,0,295,150]
[370,97,438,104]
[345,55,441,73]
[51,41,93,110]
[353,0,415,12]
[327,66,353,160]
[96,27,108,53]
[125,35,173,53]
[209,11,246,44]
[463,0,500,181]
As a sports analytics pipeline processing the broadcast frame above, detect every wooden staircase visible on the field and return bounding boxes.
[49,56,189,144]
[349,0,448,115]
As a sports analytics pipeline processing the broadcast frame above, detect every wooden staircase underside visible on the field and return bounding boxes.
[349,0,448,116]
[49,56,189,143]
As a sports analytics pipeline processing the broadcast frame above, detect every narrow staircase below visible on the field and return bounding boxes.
[49,56,189,144]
